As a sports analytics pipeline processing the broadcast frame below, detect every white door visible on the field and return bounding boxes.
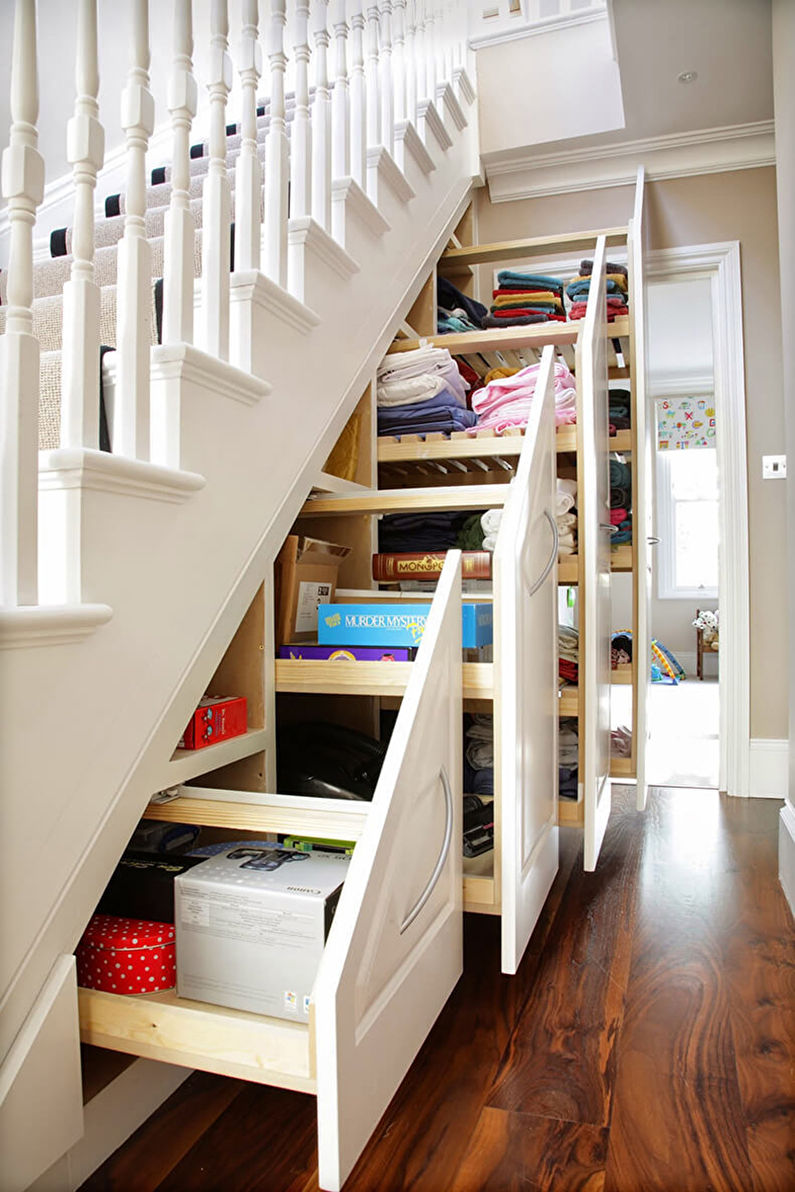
[495,346,560,975]
[313,553,463,1192]
[578,236,613,872]
[629,168,652,811]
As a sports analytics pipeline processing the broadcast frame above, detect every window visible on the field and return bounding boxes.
[656,446,719,600]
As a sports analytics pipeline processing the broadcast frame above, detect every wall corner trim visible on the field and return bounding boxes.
[778,800,795,915]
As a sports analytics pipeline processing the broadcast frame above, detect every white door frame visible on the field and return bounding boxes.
[645,242,750,797]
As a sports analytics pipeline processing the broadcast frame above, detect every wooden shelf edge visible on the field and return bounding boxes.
[274,659,494,701]
[77,987,316,1094]
[144,791,369,840]
[558,799,583,826]
[165,729,269,786]
[438,227,629,268]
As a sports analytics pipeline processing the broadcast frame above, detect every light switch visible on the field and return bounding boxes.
[762,455,787,479]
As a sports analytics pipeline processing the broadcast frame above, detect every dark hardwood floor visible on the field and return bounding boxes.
[80,786,794,1192]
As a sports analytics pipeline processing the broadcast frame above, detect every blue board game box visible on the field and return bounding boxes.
[317,603,493,649]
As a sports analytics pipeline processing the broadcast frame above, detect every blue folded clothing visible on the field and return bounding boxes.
[497,269,564,291]
[377,389,476,437]
[566,277,626,299]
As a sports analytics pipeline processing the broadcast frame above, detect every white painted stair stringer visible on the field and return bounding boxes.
[0,100,479,1140]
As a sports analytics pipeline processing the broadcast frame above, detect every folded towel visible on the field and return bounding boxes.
[497,269,564,291]
[580,259,628,279]
[481,313,549,328]
[556,477,578,514]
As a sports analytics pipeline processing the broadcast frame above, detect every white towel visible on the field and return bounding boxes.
[556,477,578,515]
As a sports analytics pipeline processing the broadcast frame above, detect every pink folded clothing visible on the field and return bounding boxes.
[471,360,578,432]
[610,507,627,525]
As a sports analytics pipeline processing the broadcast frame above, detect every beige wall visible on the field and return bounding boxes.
[476,168,787,738]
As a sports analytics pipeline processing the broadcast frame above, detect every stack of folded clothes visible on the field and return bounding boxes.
[556,477,578,557]
[463,715,494,797]
[567,258,629,322]
[609,457,632,544]
[611,631,633,669]
[471,359,577,433]
[611,725,632,758]
[558,624,579,687]
[437,277,488,335]
[481,508,502,552]
[559,717,579,799]
[609,387,632,431]
[378,511,483,553]
[376,344,476,439]
[482,270,566,329]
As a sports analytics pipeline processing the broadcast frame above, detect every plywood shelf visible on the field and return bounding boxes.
[301,485,510,517]
[558,687,578,717]
[611,665,633,684]
[558,557,578,584]
[610,543,633,571]
[610,757,636,779]
[376,426,631,464]
[165,729,269,785]
[144,789,369,841]
[78,987,315,1093]
[275,659,494,702]
[386,324,578,358]
[437,227,629,268]
[558,799,584,826]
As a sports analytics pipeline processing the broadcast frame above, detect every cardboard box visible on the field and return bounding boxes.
[278,644,414,661]
[275,535,351,644]
[179,695,247,750]
[317,602,493,649]
[175,846,350,1021]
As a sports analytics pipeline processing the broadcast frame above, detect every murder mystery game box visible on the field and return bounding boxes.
[175,846,350,1021]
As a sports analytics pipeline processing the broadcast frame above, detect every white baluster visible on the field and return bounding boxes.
[234,0,262,271]
[311,0,332,229]
[199,0,232,360]
[439,0,452,86]
[365,3,381,147]
[61,0,104,451]
[263,0,289,286]
[0,0,44,604]
[116,0,155,460]
[392,0,407,125]
[289,0,312,220]
[162,0,197,344]
[348,0,367,187]
[404,0,417,123]
[424,0,437,98]
[414,0,428,104]
[330,0,350,179]
[379,1,394,154]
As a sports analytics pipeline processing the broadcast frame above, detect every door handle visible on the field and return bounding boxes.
[599,522,619,535]
[525,509,558,597]
[647,536,660,545]
[400,766,454,935]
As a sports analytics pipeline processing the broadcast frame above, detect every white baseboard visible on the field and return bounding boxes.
[749,739,789,799]
[28,1059,191,1192]
[779,802,795,916]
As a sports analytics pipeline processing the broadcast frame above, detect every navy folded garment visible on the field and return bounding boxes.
[559,765,579,799]
[379,511,471,552]
[437,276,488,326]
[481,312,549,328]
[472,768,495,798]
[377,391,476,437]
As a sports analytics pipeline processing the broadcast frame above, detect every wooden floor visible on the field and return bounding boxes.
[80,786,794,1192]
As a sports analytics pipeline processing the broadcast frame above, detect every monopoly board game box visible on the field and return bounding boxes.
[316,602,493,649]
[175,846,350,1021]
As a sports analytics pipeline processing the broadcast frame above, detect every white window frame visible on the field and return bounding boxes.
[654,391,719,602]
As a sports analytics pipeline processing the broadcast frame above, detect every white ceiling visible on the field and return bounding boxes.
[479,0,773,165]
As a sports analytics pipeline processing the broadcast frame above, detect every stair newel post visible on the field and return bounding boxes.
[115,0,155,460]
[289,0,312,221]
[199,0,232,360]
[330,0,350,180]
[364,3,381,149]
[348,0,368,188]
[391,0,407,126]
[403,0,418,125]
[0,0,44,605]
[263,0,289,287]
[162,0,197,345]
[310,0,332,230]
[60,0,105,452]
[234,0,262,272]
[378,1,394,155]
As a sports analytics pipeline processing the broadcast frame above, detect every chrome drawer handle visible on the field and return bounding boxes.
[400,766,454,935]
[526,509,558,597]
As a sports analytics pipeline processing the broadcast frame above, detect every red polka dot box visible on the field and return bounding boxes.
[76,914,176,994]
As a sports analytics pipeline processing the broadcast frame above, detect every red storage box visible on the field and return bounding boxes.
[76,914,176,994]
[179,695,247,750]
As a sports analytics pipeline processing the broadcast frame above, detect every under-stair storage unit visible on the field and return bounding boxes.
[79,554,464,1192]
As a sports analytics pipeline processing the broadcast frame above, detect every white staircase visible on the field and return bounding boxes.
[0,2,479,1188]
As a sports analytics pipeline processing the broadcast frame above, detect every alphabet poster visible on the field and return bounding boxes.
[656,396,716,450]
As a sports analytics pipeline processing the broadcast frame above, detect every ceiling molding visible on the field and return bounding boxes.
[485,120,776,203]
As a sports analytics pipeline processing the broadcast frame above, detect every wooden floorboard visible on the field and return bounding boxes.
[78,787,794,1192]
